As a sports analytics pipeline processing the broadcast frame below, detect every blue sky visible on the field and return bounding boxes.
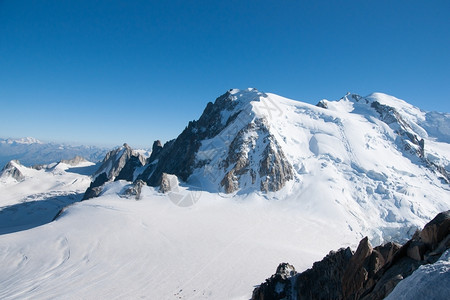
[1,0,449,148]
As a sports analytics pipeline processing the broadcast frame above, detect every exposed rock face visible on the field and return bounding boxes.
[82,172,108,200]
[342,239,401,300]
[84,90,295,195]
[251,210,450,300]
[93,143,135,181]
[115,155,144,182]
[83,143,145,199]
[221,118,294,193]
[139,91,246,186]
[419,210,450,246]
[122,180,146,200]
[159,173,179,194]
[296,247,353,300]
[252,263,297,300]
[0,160,25,181]
[371,101,425,158]
[259,132,293,192]
[148,140,163,163]
[316,100,328,109]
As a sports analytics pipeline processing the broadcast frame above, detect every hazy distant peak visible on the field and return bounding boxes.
[3,137,43,145]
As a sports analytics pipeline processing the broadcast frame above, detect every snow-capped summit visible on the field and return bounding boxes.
[84,88,450,242]
[2,137,43,145]
[133,88,294,193]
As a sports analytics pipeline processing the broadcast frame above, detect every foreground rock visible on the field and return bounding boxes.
[252,210,450,300]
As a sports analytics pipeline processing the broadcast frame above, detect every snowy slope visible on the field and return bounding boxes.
[385,250,450,300]
[0,184,361,300]
[0,89,449,299]
[0,159,96,234]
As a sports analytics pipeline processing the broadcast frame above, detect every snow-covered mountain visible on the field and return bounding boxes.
[0,137,109,168]
[0,157,96,234]
[88,88,450,243]
[0,89,449,299]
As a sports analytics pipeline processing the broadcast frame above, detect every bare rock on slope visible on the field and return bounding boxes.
[251,210,450,300]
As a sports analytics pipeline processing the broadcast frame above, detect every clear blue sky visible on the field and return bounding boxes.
[1,0,449,148]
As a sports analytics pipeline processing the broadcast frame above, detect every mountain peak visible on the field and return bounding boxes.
[3,137,43,145]
[0,160,25,182]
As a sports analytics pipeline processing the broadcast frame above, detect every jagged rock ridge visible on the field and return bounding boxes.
[83,143,146,200]
[251,210,450,300]
[85,88,295,197]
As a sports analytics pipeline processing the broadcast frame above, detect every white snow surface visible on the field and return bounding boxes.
[385,250,450,300]
[2,137,43,144]
[0,181,360,300]
[0,89,449,299]
[193,89,450,244]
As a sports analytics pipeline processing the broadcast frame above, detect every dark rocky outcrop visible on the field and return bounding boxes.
[122,180,146,200]
[148,140,163,163]
[251,210,450,300]
[82,143,145,200]
[92,143,136,181]
[252,263,297,300]
[82,172,108,200]
[0,160,25,181]
[296,247,353,300]
[316,100,328,109]
[139,91,248,187]
[115,155,144,182]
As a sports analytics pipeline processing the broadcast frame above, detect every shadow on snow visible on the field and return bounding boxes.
[0,193,83,235]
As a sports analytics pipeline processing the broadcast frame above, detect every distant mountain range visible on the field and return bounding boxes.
[0,137,109,168]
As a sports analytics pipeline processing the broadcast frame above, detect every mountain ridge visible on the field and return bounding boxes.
[81,88,450,244]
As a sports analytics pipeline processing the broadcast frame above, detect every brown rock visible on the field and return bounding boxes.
[419,210,450,247]
[221,171,238,194]
[406,241,427,261]
[342,237,373,299]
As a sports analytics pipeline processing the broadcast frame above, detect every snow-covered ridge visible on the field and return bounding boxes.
[80,88,450,244]
[1,137,43,144]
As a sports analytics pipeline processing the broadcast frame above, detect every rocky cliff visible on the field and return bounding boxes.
[83,143,145,200]
[251,210,450,300]
[0,160,25,182]
[136,88,294,193]
[84,89,295,198]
